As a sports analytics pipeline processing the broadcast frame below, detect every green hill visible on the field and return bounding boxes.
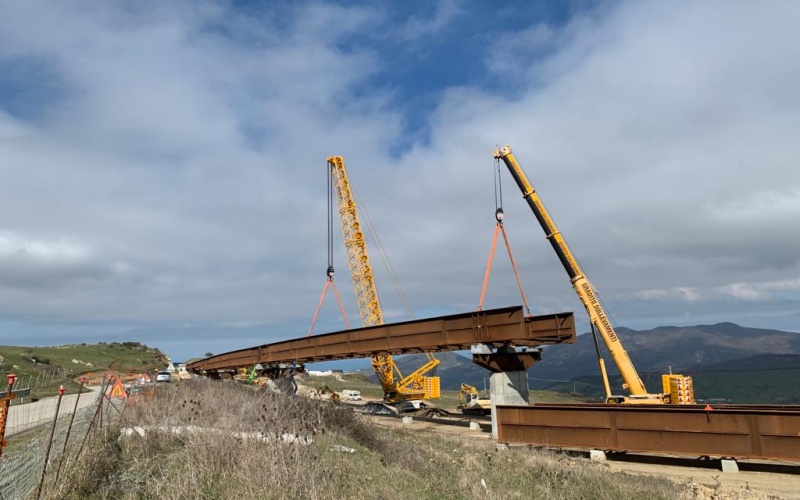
[687,353,800,373]
[687,354,800,404]
[0,342,168,399]
[385,326,800,405]
[530,323,800,403]
[536,323,800,383]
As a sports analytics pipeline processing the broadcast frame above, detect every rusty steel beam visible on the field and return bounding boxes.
[188,306,575,373]
[496,403,800,461]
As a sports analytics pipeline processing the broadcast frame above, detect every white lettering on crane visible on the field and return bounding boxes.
[581,282,618,343]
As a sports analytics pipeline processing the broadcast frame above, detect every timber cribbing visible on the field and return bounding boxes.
[187,306,575,374]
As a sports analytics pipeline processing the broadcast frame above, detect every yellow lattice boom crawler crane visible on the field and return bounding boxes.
[327,156,440,403]
[494,145,694,405]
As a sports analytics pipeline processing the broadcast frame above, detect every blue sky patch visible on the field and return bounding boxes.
[0,56,66,122]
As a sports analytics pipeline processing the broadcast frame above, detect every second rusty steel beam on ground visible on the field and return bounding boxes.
[496,403,800,461]
[188,306,575,374]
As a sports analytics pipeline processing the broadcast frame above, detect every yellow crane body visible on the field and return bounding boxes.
[327,156,440,402]
[493,145,693,404]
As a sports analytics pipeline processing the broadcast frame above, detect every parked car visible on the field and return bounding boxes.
[341,390,362,401]
[156,371,172,383]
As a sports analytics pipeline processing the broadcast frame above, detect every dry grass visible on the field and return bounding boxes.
[44,379,687,500]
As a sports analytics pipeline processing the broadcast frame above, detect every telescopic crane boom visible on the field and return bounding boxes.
[493,145,693,404]
[327,156,440,403]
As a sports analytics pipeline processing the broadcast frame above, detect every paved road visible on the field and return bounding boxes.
[5,386,102,437]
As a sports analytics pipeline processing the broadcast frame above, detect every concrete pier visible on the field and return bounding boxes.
[471,344,541,439]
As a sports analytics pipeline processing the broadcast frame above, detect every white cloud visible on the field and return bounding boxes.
[0,231,90,261]
[0,1,798,359]
[0,110,29,139]
[396,0,462,40]
[634,277,800,303]
[708,189,800,224]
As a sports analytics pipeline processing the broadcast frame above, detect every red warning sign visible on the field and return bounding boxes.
[109,379,128,398]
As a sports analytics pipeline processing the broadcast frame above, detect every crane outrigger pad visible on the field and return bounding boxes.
[187,306,575,375]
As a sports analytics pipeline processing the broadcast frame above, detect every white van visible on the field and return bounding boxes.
[341,390,362,401]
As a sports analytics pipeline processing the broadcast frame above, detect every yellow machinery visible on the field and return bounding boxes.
[493,145,693,404]
[316,385,341,403]
[327,156,440,403]
[457,383,492,415]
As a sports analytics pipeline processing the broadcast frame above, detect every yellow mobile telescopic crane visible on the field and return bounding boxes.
[493,145,694,404]
[327,156,440,403]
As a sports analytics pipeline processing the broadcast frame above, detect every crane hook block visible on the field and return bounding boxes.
[327,266,335,278]
[495,207,505,222]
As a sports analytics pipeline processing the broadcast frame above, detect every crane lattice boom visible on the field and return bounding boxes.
[327,156,439,402]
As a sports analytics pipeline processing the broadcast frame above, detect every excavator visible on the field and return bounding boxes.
[316,385,341,403]
[493,145,694,405]
[457,383,492,415]
[327,156,440,403]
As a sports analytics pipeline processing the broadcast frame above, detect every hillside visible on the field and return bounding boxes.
[685,354,800,404]
[0,342,168,399]
[687,353,800,373]
[536,326,800,403]
[534,323,800,384]
[381,325,800,404]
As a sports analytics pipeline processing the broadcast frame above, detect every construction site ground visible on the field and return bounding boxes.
[363,411,800,499]
[264,377,800,498]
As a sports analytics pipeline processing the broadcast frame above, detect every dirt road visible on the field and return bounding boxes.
[6,386,101,436]
[605,458,800,499]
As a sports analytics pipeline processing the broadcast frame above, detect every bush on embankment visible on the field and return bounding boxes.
[44,379,684,500]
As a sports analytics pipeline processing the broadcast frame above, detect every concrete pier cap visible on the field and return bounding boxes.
[471,344,541,373]
[470,344,542,439]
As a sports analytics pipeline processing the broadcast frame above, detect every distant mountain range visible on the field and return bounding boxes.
[537,322,800,382]
[689,353,800,404]
[377,323,800,404]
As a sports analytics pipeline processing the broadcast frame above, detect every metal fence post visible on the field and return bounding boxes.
[55,376,86,481]
[35,385,65,500]
[0,373,18,459]
[73,374,112,464]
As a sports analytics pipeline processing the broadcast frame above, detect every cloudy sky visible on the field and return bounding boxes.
[0,1,798,362]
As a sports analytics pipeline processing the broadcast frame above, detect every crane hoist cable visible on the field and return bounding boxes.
[307,167,351,337]
[477,157,533,316]
[352,187,415,320]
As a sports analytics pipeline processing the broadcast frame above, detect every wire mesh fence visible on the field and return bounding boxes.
[0,378,127,500]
